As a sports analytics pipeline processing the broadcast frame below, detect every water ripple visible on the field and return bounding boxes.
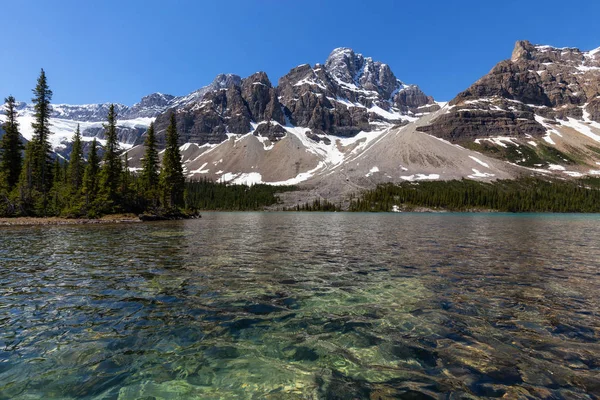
[1,212,599,399]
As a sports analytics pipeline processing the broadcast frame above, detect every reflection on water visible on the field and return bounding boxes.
[1,212,599,399]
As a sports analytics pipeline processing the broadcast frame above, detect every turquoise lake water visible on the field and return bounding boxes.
[1,212,599,399]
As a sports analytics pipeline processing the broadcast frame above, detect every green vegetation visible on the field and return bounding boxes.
[5,71,600,217]
[17,69,54,215]
[0,70,190,218]
[141,122,159,209]
[350,178,600,213]
[0,96,23,193]
[285,198,342,211]
[185,178,295,211]
[464,140,577,168]
[159,114,185,209]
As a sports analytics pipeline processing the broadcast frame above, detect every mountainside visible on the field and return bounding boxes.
[9,96,166,157]
[3,75,243,157]
[147,48,438,148]
[3,41,600,205]
[418,40,600,179]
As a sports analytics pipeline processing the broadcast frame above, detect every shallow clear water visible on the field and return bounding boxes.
[1,212,599,399]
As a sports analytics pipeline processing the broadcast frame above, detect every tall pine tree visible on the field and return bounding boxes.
[159,113,185,210]
[31,69,53,207]
[0,96,23,190]
[82,138,100,215]
[141,122,159,206]
[67,124,84,192]
[49,157,63,214]
[98,104,122,212]
[19,69,53,215]
[142,122,159,189]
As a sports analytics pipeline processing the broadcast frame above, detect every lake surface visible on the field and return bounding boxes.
[1,212,599,399]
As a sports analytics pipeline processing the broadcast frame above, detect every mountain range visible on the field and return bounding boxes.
[2,41,600,205]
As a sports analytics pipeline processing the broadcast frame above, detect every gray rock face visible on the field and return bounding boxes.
[325,48,397,100]
[12,48,437,152]
[168,74,242,109]
[587,98,600,122]
[274,48,436,137]
[122,93,175,119]
[276,63,371,136]
[144,47,438,147]
[254,122,287,141]
[51,103,130,122]
[394,85,437,113]
[419,40,600,142]
[240,72,285,124]
[417,99,546,140]
[148,72,285,147]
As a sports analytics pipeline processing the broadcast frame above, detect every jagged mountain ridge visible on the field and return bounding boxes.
[147,47,438,147]
[5,74,247,156]
[5,48,436,160]
[4,41,600,201]
[419,40,600,140]
[417,40,600,179]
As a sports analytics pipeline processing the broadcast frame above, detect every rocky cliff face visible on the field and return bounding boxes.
[122,93,175,119]
[418,41,600,141]
[7,48,437,156]
[149,72,286,147]
[146,47,438,146]
[276,48,437,137]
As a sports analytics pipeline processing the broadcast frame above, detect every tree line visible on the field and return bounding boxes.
[0,69,186,217]
[185,178,295,211]
[5,71,600,217]
[349,178,600,213]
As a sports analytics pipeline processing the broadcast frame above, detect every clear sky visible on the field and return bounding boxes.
[2,0,599,105]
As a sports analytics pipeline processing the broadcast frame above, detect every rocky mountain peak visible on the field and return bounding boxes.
[511,40,535,61]
[144,47,439,146]
[325,47,365,83]
[212,73,242,89]
[243,71,272,87]
[324,47,397,97]
[124,92,176,119]
[168,73,242,109]
[420,40,600,144]
[511,40,600,68]
[138,92,175,106]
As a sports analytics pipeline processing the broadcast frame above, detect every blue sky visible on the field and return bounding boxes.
[2,0,599,105]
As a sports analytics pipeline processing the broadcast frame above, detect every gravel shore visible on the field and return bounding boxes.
[0,214,142,226]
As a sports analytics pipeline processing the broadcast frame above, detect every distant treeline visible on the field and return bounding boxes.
[284,198,342,212]
[185,178,295,211]
[349,178,600,213]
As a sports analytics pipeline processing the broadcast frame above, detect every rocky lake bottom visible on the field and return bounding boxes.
[0,212,599,399]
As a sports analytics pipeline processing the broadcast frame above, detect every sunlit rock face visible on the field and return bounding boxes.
[419,40,600,142]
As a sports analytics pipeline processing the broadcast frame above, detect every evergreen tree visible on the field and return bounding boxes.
[120,151,133,210]
[82,138,100,215]
[141,122,159,197]
[30,68,54,210]
[159,113,185,209]
[18,69,53,215]
[0,96,23,190]
[49,157,63,214]
[67,124,84,192]
[17,141,37,213]
[98,104,122,211]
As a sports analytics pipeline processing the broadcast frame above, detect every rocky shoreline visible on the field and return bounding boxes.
[0,214,143,226]
[0,212,203,226]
